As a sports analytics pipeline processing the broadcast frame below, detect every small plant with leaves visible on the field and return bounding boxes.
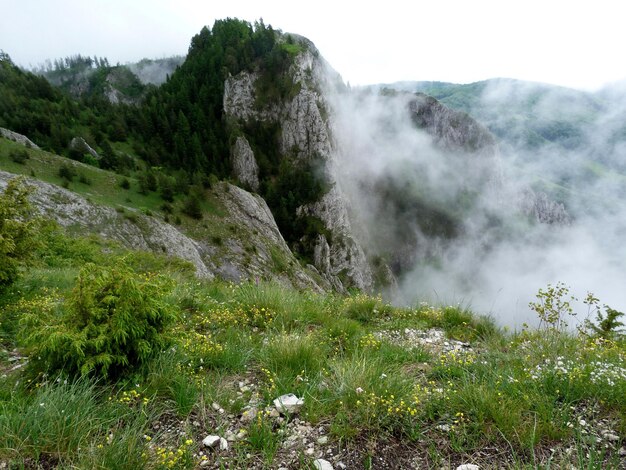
[58,163,76,182]
[579,292,625,340]
[529,282,577,331]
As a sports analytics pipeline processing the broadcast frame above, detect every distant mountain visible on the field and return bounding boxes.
[378,78,610,153]
[33,55,184,103]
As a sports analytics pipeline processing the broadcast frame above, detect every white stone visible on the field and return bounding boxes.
[202,435,228,451]
[273,393,304,414]
[69,137,100,160]
[317,435,329,445]
[456,465,480,470]
[313,459,334,470]
[240,407,258,423]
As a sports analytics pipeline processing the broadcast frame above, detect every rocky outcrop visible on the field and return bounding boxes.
[212,183,326,291]
[223,39,373,291]
[69,137,100,160]
[223,37,372,290]
[519,189,570,224]
[103,68,143,105]
[299,187,373,290]
[0,169,210,276]
[0,128,40,149]
[280,88,332,161]
[409,93,497,157]
[231,136,260,191]
[409,93,503,190]
[0,170,324,291]
[224,71,261,121]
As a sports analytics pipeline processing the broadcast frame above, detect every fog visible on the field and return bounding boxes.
[327,79,626,328]
[127,57,184,85]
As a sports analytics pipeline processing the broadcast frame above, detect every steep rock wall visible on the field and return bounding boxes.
[223,40,373,291]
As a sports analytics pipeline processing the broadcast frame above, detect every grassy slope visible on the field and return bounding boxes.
[0,138,224,217]
[0,138,264,268]
[0,220,624,469]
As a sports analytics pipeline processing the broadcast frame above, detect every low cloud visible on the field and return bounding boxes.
[325,78,626,328]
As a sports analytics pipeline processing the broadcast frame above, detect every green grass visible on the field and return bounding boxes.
[1,223,625,468]
[0,138,226,228]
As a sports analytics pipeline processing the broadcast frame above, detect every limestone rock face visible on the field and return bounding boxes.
[218,183,285,247]
[70,137,100,160]
[223,71,260,121]
[408,93,503,189]
[0,128,40,149]
[409,93,497,157]
[223,41,373,291]
[519,189,570,224]
[213,182,325,291]
[300,187,373,290]
[312,234,344,292]
[231,136,260,191]
[280,88,332,161]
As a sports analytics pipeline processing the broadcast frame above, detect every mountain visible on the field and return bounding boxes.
[380,78,604,152]
[0,19,569,299]
[33,55,184,103]
[2,21,626,469]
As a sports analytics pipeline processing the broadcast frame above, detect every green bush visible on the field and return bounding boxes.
[182,189,203,219]
[9,149,29,164]
[0,177,38,292]
[119,178,131,190]
[58,163,76,181]
[21,262,176,379]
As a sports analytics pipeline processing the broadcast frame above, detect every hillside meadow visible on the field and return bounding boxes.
[1,176,625,469]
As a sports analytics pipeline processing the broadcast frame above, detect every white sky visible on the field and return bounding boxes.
[1,0,624,90]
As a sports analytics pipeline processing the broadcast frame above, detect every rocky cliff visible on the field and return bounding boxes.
[221,33,521,291]
[223,36,373,292]
[0,168,325,291]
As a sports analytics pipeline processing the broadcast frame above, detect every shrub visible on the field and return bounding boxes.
[21,262,176,379]
[182,191,203,220]
[9,149,29,164]
[0,177,38,292]
[119,178,131,190]
[78,173,91,185]
[58,163,76,182]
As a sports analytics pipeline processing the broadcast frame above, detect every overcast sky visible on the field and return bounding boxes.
[1,0,624,90]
